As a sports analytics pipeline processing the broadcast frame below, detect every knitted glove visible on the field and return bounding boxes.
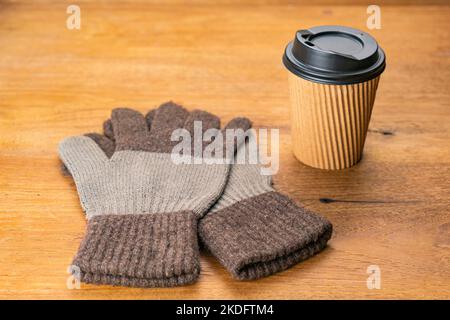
[198,132,333,280]
[59,102,250,287]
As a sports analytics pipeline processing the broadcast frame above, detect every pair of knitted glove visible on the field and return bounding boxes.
[59,102,332,287]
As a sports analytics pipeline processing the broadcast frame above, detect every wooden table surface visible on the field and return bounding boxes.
[0,1,449,299]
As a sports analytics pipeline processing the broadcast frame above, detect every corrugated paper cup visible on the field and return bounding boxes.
[283,26,386,170]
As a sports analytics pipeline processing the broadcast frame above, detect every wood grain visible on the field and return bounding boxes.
[0,1,449,299]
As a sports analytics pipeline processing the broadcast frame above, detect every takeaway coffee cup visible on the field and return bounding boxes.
[283,26,386,170]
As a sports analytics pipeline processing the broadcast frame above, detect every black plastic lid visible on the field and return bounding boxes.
[283,25,386,85]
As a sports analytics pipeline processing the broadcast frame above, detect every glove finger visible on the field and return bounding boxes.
[148,101,189,153]
[183,110,220,157]
[111,108,149,151]
[222,117,252,159]
[104,108,155,143]
[224,117,252,132]
[61,133,115,177]
[59,136,108,177]
[183,109,221,134]
[85,133,115,159]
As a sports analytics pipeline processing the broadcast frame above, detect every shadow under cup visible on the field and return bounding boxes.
[283,26,386,170]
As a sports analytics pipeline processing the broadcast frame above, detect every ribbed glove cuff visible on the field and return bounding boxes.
[72,212,200,287]
[199,191,332,280]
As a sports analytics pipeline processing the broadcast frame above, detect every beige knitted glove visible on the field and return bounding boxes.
[59,102,250,287]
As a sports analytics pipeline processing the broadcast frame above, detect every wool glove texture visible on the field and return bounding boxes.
[59,102,250,287]
[198,133,333,280]
[62,103,332,282]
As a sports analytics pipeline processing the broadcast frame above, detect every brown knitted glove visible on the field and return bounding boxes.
[198,132,333,280]
[59,102,250,287]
